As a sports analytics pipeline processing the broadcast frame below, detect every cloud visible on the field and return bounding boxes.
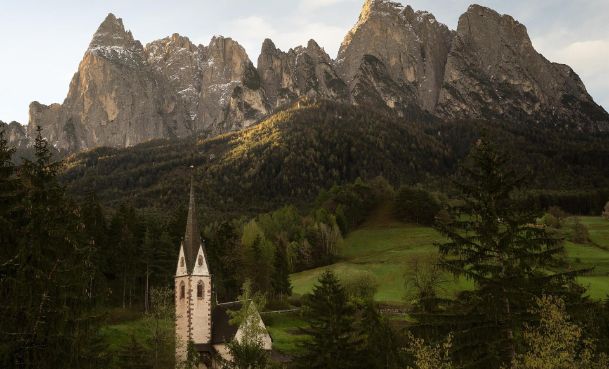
[221,15,347,62]
[551,39,609,109]
[298,0,351,12]
[553,40,609,74]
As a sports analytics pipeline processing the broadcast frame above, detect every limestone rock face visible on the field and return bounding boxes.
[258,39,349,109]
[351,55,418,117]
[28,14,190,151]
[436,5,609,129]
[0,121,28,149]
[147,35,269,134]
[146,34,203,125]
[197,36,269,133]
[23,2,609,153]
[337,0,453,111]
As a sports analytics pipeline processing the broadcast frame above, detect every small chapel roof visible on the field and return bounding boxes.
[211,302,242,344]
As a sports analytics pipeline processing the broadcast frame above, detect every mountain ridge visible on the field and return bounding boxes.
[4,0,608,152]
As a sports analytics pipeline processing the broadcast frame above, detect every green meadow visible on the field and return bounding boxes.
[99,213,609,357]
[290,215,609,304]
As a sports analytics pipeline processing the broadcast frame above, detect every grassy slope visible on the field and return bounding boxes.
[290,210,609,303]
[99,212,609,357]
[565,217,609,299]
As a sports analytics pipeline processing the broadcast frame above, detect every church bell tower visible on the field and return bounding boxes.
[175,171,212,363]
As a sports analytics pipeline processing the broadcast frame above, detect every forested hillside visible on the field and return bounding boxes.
[62,100,609,216]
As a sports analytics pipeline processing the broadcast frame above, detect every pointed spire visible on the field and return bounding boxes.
[183,166,202,273]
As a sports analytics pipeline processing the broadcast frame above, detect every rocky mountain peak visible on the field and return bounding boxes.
[23,1,609,153]
[337,1,453,111]
[0,120,28,150]
[87,13,144,66]
[89,13,140,49]
[258,37,348,109]
[436,3,609,129]
[261,38,277,53]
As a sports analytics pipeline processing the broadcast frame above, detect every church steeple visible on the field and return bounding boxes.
[175,168,213,362]
[183,171,202,273]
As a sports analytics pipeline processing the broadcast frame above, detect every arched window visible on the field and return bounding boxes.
[198,255,203,266]
[180,257,185,268]
[179,281,185,300]
[197,281,204,300]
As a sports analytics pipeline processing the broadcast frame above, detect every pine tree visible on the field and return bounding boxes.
[142,228,155,313]
[0,129,22,368]
[0,129,19,274]
[1,127,95,368]
[298,270,363,369]
[204,221,243,301]
[271,238,292,300]
[434,140,585,368]
[357,303,405,369]
[80,193,109,304]
[117,336,153,369]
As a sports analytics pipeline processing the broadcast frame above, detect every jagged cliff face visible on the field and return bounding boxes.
[257,39,349,108]
[23,0,609,152]
[0,121,28,149]
[29,15,269,151]
[436,5,609,129]
[29,14,190,151]
[337,0,453,111]
[197,36,269,133]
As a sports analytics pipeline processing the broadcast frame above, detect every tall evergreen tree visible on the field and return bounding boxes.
[433,140,585,368]
[271,238,292,300]
[357,303,405,369]
[204,221,243,301]
[117,336,153,369]
[0,129,20,276]
[80,193,109,304]
[0,127,98,368]
[298,270,363,369]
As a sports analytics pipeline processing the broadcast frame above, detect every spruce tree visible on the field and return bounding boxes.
[357,303,405,369]
[433,140,585,368]
[80,192,109,304]
[117,336,153,369]
[1,127,96,368]
[298,270,363,369]
[0,129,19,273]
[271,238,292,300]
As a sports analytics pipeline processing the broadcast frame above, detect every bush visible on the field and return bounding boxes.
[569,217,590,244]
[342,271,379,302]
[547,206,568,227]
[540,213,561,229]
[393,187,442,225]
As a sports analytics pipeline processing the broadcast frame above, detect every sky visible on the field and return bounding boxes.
[1,0,608,124]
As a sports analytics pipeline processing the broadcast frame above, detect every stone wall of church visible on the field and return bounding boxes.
[191,276,212,343]
[175,275,191,364]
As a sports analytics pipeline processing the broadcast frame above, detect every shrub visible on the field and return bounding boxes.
[569,217,590,244]
[394,187,441,225]
[540,213,561,229]
[342,271,379,302]
[547,206,568,227]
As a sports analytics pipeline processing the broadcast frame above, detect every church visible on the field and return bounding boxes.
[175,174,272,368]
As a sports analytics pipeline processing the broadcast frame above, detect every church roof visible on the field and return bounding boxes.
[183,172,205,273]
[211,302,242,344]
